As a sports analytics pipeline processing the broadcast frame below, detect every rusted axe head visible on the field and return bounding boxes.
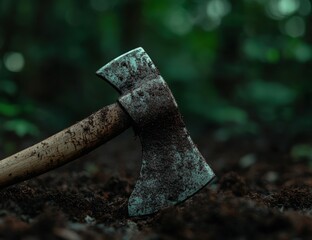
[96,48,215,216]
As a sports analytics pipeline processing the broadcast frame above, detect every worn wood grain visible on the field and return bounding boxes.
[0,103,131,188]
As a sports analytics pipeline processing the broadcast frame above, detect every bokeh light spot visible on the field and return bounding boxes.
[298,0,311,15]
[294,44,312,62]
[266,0,300,19]
[284,16,305,37]
[206,0,231,21]
[4,52,25,72]
[166,8,193,35]
[278,0,300,15]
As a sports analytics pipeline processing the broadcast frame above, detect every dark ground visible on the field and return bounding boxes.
[1,129,312,240]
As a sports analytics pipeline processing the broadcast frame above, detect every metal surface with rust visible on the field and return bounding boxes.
[97,47,215,216]
[96,47,159,94]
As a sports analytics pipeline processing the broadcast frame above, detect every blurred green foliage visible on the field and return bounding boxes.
[0,0,311,154]
[291,144,312,161]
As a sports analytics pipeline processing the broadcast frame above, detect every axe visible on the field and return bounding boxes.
[0,48,215,216]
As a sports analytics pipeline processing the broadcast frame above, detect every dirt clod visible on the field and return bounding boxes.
[268,185,312,210]
[218,171,249,196]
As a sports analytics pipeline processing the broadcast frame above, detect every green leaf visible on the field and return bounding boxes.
[291,144,312,161]
[205,105,248,124]
[237,80,296,107]
[3,119,39,137]
[0,102,21,117]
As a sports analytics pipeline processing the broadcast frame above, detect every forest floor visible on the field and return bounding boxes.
[1,129,312,240]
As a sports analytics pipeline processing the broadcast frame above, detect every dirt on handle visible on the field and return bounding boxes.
[1,136,312,239]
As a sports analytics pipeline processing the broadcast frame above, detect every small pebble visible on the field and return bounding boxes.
[239,153,257,168]
[265,171,279,182]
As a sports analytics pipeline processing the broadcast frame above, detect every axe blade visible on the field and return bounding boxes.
[97,48,215,216]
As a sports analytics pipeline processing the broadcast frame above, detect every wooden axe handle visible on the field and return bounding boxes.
[0,103,131,188]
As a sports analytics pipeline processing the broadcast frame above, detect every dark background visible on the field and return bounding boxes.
[0,0,311,159]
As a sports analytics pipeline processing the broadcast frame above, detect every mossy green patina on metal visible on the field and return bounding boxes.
[96,47,215,216]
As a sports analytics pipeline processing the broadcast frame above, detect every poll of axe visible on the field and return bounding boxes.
[0,48,215,216]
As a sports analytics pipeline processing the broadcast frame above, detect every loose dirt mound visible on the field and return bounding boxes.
[1,135,312,239]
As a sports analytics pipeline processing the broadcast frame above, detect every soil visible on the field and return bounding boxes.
[1,130,312,240]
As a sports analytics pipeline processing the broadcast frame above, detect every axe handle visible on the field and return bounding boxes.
[0,103,131,188]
